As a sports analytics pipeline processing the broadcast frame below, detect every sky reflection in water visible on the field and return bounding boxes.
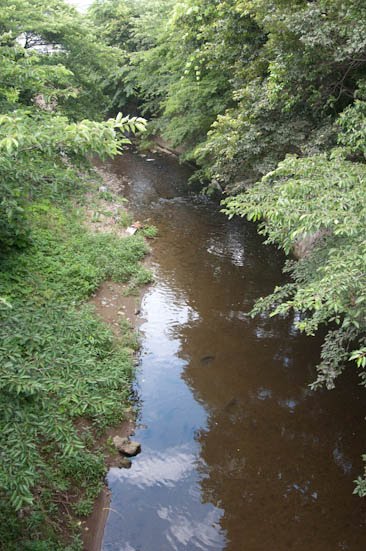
[102,151,366,551]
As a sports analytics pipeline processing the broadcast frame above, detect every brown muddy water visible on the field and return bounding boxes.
[100,149,366,551]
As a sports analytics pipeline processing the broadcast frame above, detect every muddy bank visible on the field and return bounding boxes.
[90,281,145,336]
[80,166,153,551]
[82,281,144,551]
[81,418,135,551]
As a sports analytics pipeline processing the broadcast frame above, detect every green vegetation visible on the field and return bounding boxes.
[0,0,148,547]
[141,224,158,239]
[2,0,366,545]
[0,196,150,548]
[0,0,146,251]
[89,0,366,492]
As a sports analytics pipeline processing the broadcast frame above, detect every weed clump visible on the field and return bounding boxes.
[0,196,150,548]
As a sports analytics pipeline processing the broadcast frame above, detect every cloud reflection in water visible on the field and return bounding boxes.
[110,446,196,489]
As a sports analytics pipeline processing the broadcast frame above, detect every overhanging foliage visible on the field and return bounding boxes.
[89,0,366,493]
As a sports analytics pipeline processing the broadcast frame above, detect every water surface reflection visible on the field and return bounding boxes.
[102,151,366,551]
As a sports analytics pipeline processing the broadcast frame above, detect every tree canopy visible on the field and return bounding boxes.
[0,0,146,249]
[1,0,366,546]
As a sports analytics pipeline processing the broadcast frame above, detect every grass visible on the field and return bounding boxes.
[141,225,158,239]
[0,182,152,548]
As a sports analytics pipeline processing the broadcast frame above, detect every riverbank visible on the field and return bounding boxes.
[0,165,153,549]
[81,168,154,551]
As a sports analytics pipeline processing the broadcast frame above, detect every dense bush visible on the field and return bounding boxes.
[0,194,151,546]
[0,0,147,546]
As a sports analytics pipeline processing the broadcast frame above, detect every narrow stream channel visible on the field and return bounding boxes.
[101,150,366,551]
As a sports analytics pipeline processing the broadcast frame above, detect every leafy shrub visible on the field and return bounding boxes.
[0,200,150,545]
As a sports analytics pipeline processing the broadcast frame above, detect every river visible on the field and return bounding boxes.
[100,149,366,551]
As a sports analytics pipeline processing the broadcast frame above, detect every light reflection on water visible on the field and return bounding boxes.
[101,150,366,551]
[109,447,197,489]
[103,276,228,551]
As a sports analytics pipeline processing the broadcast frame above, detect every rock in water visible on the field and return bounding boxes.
[122,440,141,457]
[118,457,132,469]
[200,355,215,365]
[113,436,141,457]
